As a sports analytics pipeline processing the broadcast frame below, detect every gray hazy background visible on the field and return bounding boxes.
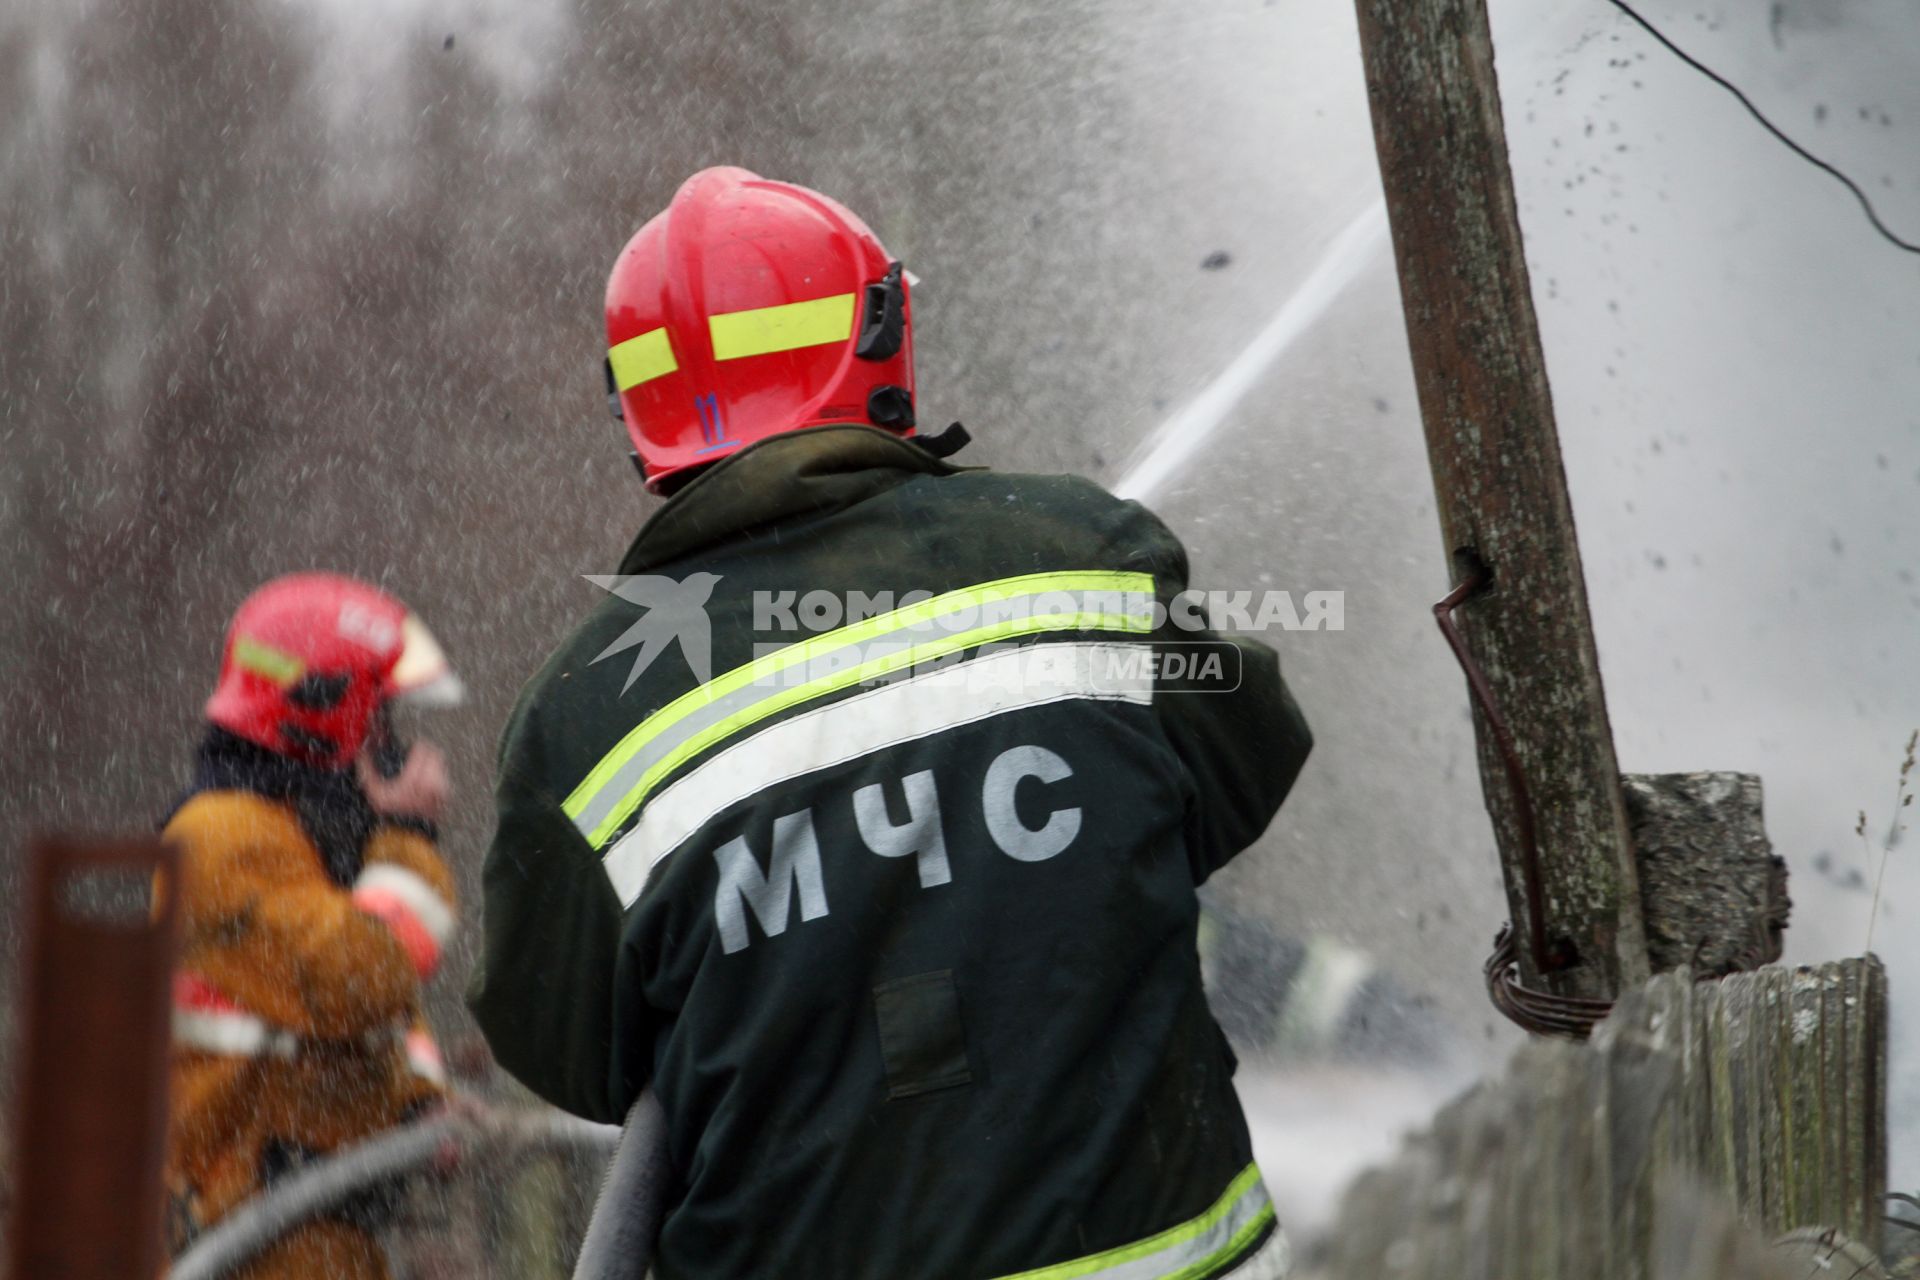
[2,0,1916,1245]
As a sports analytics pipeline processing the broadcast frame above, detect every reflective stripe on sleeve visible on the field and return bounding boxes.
[353,863,454,979]
[600,639,1153,907]
[405,1028,448,1086]
[1272,938,1374,1057]
[562,571,1155,852]
[708,292,857,361]
[990,1164,1277,1280]
[353,864,456,948]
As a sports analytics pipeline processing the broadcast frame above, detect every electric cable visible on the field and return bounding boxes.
[1602,0,1920,256]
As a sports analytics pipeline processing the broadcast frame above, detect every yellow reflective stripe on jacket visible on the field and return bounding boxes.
[597,640,1156,908]
[563,571,1154,850]
[608,327,678,391]
[991,1164,1275,1280]
[708,292,857,361]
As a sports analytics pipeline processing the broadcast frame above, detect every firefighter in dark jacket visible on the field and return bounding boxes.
[469,167,1312,1280]
[165,573,462,1278]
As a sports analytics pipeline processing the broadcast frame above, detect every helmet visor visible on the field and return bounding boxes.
[387,613,466,707]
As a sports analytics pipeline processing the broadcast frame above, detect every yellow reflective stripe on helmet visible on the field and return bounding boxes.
[708,292,857,362]
[232,637,304,685]
[989,1164,1274,1280]
[608,328,678,391]
[562,570,1155,850]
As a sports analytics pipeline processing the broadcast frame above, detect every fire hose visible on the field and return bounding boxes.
[169,1096,663,1280]
[570,1090,669,1280]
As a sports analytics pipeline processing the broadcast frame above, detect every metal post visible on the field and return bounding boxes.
[7,836,182,1279]
[1353,0,1649,1001]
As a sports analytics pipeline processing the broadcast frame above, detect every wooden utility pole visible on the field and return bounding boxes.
[1352,0,1648,1000]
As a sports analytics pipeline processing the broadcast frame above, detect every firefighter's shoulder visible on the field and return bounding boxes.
[498,581,706,785]
[163,789,310,870]
[924,467,1188,575]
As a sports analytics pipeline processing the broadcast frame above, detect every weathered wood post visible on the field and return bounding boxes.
[1622,773,1790,975]
[1352,0,1648,1004]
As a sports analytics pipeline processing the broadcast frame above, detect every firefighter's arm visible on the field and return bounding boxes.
[1121,502,1314,883]
[468,697,632,1124]
[353,824,458,980]
[1159,634,1312,882]
[351,743,458,980]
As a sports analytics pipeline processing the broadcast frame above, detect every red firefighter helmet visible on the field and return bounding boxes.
[204,573,462,771]
[604,166,916,493]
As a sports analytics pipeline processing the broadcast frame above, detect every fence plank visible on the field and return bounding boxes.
[1318,960,1888,1278]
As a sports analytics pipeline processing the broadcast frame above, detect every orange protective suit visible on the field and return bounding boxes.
[163,786,455,1279]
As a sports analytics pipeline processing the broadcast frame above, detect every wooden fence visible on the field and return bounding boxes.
[1316,958,1889,1279]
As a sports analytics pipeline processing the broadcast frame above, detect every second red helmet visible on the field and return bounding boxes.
[205,573,462,771]
[604,167,916,493]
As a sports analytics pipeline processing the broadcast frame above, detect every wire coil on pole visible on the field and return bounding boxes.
[1435,566,1616,1039]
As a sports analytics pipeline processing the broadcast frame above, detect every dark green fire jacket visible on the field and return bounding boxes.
[469,424,1312,1280]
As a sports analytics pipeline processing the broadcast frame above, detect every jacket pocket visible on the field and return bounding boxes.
[872,969,973,1100]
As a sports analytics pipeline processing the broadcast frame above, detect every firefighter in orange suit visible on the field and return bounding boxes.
[163,573,462,1278]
